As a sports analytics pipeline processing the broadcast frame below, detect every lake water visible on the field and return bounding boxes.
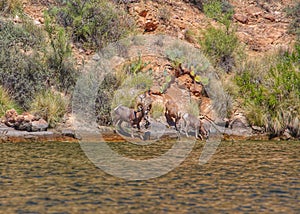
[0,141,299,213]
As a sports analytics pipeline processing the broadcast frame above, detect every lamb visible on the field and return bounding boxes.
[181,113,208,139]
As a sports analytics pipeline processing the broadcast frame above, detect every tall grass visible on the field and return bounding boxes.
[30,90,68,128]
[235,44,300,137]
[0,86,21,117]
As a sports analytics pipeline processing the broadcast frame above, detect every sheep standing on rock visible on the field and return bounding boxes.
[113,103,149,138]
[165,100,181,131]
[181,113,208,140]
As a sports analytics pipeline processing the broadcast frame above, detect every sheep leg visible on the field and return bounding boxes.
[200,125,208,139]
[185,122,190,137]
[195,126,200,139]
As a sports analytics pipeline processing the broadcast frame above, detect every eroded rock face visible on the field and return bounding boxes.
[1,109,49,132]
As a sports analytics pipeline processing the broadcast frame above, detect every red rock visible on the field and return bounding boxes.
[234,13,249,24]
[246,6,263,17]
[23,112,36,122]
[264,14,275,22]
[139,10,148,18]
[144,21,158,32]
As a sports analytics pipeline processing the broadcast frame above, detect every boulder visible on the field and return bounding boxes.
[234,13,249,24]
[61,129,76,138]
[144,21,158,32]
[264,14,275,22]
[2,109,48,132]
[31,119,48,132]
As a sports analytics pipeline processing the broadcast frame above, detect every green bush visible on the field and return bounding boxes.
[30,90,68,128]
[44,11,78,92]
[95,73,121,126]
[201,26,239,72]
[47,0,135,50]
[203,0,234,33]
[0,21,51,109]
[0,0,22,16]
[0,86,21,116]
[235,45,300,137]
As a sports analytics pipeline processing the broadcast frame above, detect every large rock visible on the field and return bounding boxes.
[234,13,249,24]
[31,119,48,132]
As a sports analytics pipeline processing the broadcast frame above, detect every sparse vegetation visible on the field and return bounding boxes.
[30,90,68,128]
[112,71,153,109]
[203,0,234,33]
[123,55,149,75]
[201,26,239,73]
[0,86,21,116]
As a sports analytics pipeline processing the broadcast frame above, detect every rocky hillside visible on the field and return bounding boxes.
[21,0,296,59]
[1,0,299,140]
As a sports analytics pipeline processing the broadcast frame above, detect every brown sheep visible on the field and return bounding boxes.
[165,100,181,131]
[113,103,146,138]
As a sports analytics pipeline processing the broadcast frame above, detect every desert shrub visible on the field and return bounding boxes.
[0,86,21,116]
[203,0,234,32]
[95,73,121,126]
[201,0,240,73]
[112,71,153,109]
[44,11,78,92]
[0,0,22,15]
[123,55,149,75]
[150,102,165,120]
[201,26,239,72]
[165,41,211,83]
[47,0,135,50]
[285,2,300,38]
[30,90,68,128]
[235,45,300,137]
[0,20,50,109]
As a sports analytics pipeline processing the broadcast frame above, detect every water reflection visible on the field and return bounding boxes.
[0,141,299,213]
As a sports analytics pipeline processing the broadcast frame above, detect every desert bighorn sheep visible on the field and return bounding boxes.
[165,100,181,131]
[113,103,150,138]
[181,113,208,139]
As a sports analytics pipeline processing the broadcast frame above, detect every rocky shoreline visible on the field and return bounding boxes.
[1,122,298,143]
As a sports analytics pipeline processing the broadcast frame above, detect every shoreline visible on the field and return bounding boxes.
[1,124,298,143]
